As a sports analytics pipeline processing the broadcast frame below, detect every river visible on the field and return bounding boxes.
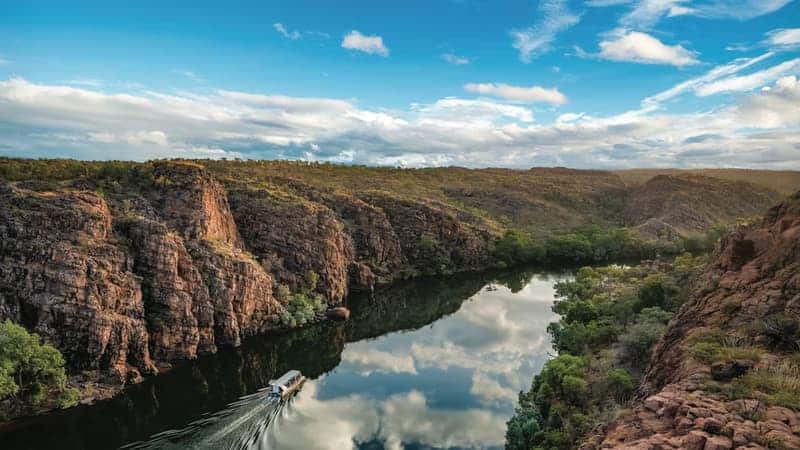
[0,266,571,450]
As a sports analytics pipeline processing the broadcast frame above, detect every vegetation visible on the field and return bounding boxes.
[692,314,800,411]
[0,320,78,419]
[506,254,706,450]
[273,271,327,328]
[492,224,731,269]
[705,360,800,410]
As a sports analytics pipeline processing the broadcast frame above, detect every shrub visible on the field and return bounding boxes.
[617,307,672,371]
[604,368,636,402]
[760,314,800,351]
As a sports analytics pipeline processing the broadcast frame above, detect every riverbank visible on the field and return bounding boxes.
[508,191,800,449]
[1,265,567,449]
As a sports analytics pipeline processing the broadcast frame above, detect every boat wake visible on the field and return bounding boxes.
[120,387,295,450]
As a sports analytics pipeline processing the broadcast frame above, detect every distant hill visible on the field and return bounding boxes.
[615,168,800,196]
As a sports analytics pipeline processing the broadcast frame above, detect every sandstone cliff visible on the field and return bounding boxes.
[583,192,800,449]
[0,158,790,404]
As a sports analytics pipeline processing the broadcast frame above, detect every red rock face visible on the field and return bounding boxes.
[0,164,286,385]
[584,192,800,449]
[0,185,155,382]
[361,192,493,276]
[227,187,354,302]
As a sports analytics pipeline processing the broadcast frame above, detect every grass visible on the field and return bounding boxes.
[687,331,763,365]
[704,359,800,410]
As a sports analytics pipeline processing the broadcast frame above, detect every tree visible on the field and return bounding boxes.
[0,320,78,416]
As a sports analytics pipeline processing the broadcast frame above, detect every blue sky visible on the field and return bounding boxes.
[1,0,799,168]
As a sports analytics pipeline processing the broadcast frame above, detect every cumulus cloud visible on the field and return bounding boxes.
[341,30,389,57]
[598,31,699,66]
[730,76,800,128]
[463,82,567,105]
[510,0,580,62]
[273,22,301,40]
[1,70,799,168]
[441,53,470,65]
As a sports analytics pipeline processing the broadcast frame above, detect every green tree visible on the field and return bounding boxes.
[0,320,78,417]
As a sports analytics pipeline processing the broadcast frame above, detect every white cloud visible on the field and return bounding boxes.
[441,53,470,65]
[641,52,774,108]
[341,30,389,57]
[268,386,507,450]
[618,0,689,30]
[766,28,800,48]
[606,0,793,30]
[66,78,104,88]
[696,58,800,96]
[599,31,699,66]
[273,22,301,40]
[1,71,799,169]
[464,82,567,105]
[413,97,535,124]
[342,346,417,375]
[688,0,794,20]
[730,75,800,128]
[510,0,580,62]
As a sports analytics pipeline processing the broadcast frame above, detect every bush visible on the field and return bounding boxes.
[604,368,636,402]
[636,274,680,311]
[760,314,800,351]
[493,230,545,266]
[0,320,78,418]
[617,307,672,371]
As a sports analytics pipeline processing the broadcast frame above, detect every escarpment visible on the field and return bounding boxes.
[583,191,800,449]
[0,159,792,400]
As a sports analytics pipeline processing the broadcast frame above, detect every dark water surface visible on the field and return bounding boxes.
[0,267,570,450]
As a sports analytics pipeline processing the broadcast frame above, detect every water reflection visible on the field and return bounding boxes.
[0,267,570,450]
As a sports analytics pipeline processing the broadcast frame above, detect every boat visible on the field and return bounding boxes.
[267,370,306,399]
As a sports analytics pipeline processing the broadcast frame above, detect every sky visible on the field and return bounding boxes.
[0,0,799,169]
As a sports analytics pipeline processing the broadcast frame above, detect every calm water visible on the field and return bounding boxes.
[0,267,570,450]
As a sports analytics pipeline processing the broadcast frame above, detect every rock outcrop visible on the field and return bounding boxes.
[0,159,791,405]
[583,191,800,449]
[0,184,155,382]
